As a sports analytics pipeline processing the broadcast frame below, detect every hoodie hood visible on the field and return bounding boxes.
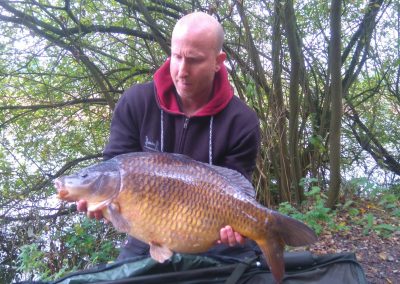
[153,58,234,117]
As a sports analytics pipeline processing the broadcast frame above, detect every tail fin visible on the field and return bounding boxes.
[272,211,318,246]
[257,237,285,284]
[256,211,317,283]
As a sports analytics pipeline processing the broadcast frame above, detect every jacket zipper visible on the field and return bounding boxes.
[178,117,190,153]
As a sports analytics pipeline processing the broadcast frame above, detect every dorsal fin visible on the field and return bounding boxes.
[163,153,256,199]
[208,164,256,199]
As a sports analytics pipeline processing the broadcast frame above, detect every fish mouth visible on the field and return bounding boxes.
[57,189,70,199]
[54,178,70,200]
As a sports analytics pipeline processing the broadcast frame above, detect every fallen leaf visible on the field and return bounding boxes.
[379,252,388,260]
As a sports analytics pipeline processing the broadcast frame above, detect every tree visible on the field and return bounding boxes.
[0,0,399,281]
[327,0,343,208]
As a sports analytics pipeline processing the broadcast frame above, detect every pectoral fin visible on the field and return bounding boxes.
[106,202,131,233]
[149,241,173,263]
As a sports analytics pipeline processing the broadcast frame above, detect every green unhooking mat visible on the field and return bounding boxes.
[16,251,368,284]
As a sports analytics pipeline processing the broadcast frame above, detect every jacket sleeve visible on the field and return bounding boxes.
[103,90,142,160]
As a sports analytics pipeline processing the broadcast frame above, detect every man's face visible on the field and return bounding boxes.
[170,28,225,100]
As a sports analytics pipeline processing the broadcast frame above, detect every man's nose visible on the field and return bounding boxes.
[178,60,189,77]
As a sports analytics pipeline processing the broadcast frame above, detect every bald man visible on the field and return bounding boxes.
[78,11,261,263]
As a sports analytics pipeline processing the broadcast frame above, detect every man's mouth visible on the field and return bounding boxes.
[179,81,192,89]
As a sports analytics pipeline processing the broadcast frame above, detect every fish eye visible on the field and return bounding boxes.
[80,172,88,178]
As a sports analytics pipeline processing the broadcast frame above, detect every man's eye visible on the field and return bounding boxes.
[187,58,199,64]
[172,54,182,59]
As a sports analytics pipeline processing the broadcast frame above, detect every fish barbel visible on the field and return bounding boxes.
[55,152,317,283]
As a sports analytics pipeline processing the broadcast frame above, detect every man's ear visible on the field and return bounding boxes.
[215,52,227,72]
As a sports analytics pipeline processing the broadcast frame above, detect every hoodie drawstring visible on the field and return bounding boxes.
[160,109,164,152]
[209,116,213,165]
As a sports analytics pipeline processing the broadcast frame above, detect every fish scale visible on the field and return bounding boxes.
[55,151,317,284]
[121,156,262,251]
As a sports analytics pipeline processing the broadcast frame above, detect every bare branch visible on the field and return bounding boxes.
[0,98,109,111]
[0,205,77,223]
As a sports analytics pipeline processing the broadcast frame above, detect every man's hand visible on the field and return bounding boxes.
[218,225,245,246]
[76,200,104,220]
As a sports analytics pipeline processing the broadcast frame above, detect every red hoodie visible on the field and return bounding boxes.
[154,58,234,116]
[104,59,259,179]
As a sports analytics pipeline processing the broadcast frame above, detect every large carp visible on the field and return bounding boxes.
[55,152,317,283]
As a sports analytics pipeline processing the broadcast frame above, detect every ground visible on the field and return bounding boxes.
[306,199,399,284]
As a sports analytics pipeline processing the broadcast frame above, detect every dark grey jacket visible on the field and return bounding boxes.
[103,59,261,260]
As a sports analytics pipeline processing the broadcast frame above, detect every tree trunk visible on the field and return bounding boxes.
[282,0,304,204]
[326,0,342,209]
[271,0,291,202]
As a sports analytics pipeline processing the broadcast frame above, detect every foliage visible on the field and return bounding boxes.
[16,217,121,281]
[357,197,400,239]
[363,193,400,237]
[279,178,346,235]
[17,244,50,280]
[0,0,399,281]
[279,178,399,239]
[62,218,120,266]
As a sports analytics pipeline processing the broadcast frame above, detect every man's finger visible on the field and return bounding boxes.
[87,211,95,219]
[234,231,245,245]
[218,226,228,244]
[218,225,246,246]
[93,211,103,220]
[225,226,236,247]
[76,200,88,212]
